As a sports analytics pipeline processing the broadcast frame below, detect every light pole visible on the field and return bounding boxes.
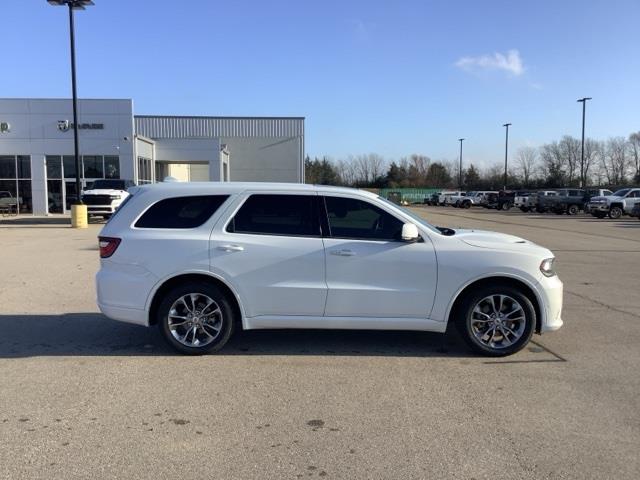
[48,0,94,226]
[458,138,464,189]
[577,97,592,187]
[502,123,511,190]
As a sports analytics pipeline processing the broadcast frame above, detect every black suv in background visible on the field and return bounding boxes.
[484,191,524,210]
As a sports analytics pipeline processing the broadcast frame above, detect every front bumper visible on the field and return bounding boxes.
[587,203,609,212]
[537,274,564,333]
[86,204,116,215]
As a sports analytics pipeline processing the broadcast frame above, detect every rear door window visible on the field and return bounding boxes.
[135,195,229,229]
[227,194,320,237]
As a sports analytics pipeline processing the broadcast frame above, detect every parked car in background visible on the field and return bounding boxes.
[424,192,439,206]
[438,190,464,206]
[82,179,136,219]
[449,191,468,207]
[0,191,18,216]
[96,182,563,357]
[587,188,640,219]
[485,191,517,210]
[538,189,582,214]
[520,190,558,212]
[457,191,498,209]
[514,191,533,212]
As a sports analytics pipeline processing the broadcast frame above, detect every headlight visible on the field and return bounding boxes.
[540,258,556,277]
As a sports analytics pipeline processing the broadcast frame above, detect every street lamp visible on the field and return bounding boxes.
[502,123,511,190]
[47,0,94,227]
[577,97,592,188]
[458,138,464,189]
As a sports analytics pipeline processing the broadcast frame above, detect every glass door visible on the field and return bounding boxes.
[46,156,64,214]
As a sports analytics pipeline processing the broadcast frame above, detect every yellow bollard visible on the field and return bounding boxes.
[71,204,88,229]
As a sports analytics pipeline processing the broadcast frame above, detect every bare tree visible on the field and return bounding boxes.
[539,141,565,186]
[350,154,386,185]
[602,137,630,185]
[334,159,357,186]
[558,136,581,185]
[582,138,600,186]
[629,131,640,181]
[515,146,538,186]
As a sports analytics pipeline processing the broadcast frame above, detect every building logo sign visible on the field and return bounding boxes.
[0,121,10,133]
[57,120,104,132]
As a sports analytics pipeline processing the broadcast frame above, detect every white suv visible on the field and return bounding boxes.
[96,182,563,356]
[82,179,135,218]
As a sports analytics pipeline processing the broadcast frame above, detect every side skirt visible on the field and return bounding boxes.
[244,315,447,333]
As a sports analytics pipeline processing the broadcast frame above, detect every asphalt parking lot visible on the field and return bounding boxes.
[1,209,639,480]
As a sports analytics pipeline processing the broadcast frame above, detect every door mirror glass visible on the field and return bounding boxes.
[401,223,420,242]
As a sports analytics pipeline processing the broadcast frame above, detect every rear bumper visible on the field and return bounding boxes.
[98,302,148,326]
[96,264,157,326]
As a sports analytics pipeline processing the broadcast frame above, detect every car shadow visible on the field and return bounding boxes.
[0,216,105,227]
[0,313,473,359]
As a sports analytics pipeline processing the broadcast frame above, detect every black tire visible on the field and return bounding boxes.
[567,204,579,215]
[501,202,511,211]
[454,284,536,356]
[608,206,623,219]
[463,201,471,209]
[157,281,236,355]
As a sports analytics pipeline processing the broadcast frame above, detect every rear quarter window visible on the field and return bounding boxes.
[135,195,229,229]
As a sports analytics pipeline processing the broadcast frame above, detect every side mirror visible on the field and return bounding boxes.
[401,223,420,242]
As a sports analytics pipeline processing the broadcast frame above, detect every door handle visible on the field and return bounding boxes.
[330,249,355,257]
[217,244,244,252]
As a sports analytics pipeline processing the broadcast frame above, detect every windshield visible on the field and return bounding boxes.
[378,196,447,235]
[91,179,127,190]
[612,189,630,197]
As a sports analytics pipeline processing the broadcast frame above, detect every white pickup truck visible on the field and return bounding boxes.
[453,191,498,208]
[586,188,640,219]
[439,191,464,206]
[81,179,136,218]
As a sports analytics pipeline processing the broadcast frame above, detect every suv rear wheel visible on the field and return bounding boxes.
[567,204,579,215]
[157,282,235,355]
[455,285,535,356]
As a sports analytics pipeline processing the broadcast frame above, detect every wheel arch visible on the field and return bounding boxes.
[446,276,543,334]
[147,272,244,329]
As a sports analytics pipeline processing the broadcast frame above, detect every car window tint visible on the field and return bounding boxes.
[228,194,319,236]
[324,196,403,241]
[135,195,229,229]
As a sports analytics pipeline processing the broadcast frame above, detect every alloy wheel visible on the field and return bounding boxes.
[167,293,223,347]
[469,294,526,349]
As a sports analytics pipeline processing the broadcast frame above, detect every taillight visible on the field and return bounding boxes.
[98,236,121,258]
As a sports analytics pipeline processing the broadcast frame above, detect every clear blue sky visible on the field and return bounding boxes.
[2,0,639,167]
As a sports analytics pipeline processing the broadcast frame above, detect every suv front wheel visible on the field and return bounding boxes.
[157,282,235,355]
[455,285,535,356]
[608,206,623,219]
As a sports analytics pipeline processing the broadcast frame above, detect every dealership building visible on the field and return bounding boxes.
[0,98,305,215]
